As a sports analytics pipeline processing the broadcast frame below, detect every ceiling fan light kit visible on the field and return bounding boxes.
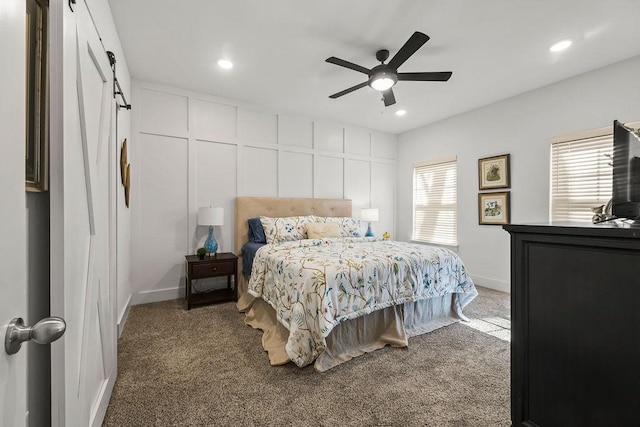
[369,70,397,91]
[326,31,452,107]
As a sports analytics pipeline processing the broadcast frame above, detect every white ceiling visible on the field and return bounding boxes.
[108,0,640,134]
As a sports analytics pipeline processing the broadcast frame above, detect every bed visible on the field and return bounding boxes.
[235,197,477,372]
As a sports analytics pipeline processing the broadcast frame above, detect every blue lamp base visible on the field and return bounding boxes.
[365,222,374,237]
[204,225,218,256]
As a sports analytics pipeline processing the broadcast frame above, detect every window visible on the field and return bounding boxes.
[550,130,612,222]
[412,156,457,246]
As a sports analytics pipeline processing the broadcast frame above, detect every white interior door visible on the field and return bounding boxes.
[50,1,117,426]
[0,1,28,425]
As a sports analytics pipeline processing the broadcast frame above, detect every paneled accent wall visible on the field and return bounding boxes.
[131,80,397,302]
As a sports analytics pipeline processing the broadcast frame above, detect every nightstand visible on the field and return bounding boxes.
[184,252,238,310]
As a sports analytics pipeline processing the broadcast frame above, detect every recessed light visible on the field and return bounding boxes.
[549,40,572,52]
[395,110,407,116]
[217,59,233,69]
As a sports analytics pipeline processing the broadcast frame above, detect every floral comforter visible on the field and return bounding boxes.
[248,237,476,367]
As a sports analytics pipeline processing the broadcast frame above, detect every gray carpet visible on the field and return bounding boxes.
[103,287,510,426]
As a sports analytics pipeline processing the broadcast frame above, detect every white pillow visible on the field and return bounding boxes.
[313,216,362,237]
[260,215,315,244]
[305,222,342,239]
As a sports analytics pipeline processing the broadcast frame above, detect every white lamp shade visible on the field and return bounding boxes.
[198,207,224,226]
[361,208,379,222]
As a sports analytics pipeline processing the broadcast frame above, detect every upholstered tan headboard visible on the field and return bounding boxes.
[234,197,352,257]
[233,197,352,308]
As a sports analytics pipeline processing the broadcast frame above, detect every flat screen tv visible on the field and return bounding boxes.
[612,120,640,221]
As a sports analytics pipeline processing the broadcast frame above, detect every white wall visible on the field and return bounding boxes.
[397,56,640,293]
[85,0,132,332]
[130,81,397,303]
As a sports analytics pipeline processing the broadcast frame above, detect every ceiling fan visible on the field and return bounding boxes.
[326,31,452,107]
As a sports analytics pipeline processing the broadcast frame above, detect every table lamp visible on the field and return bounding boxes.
[198,207,224,256]
[361,208,379,237]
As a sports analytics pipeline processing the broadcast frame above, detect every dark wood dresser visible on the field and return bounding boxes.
[503,223,640,427]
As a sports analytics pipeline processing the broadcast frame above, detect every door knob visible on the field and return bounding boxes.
[4,317,66,355]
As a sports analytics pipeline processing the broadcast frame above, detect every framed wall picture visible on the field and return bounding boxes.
[478,154,510,190]
[478,192,511,225]
[25,0,49,192]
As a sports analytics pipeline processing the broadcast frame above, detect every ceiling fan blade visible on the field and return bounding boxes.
[329,81,368,99]
[398,71,452,82]
[387,31,430,70]
[326,57,371,74]
[382,88,396,107]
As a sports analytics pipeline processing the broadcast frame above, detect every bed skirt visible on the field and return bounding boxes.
[237,274,475,372]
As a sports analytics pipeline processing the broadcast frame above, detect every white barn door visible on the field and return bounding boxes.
[50,1,117,426]
[0,0,28,424]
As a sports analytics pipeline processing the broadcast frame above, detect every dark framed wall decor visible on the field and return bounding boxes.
[478,191,511,225]
[478,154,510,190]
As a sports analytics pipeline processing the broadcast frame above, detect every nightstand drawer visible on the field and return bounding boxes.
[191,261,235,279]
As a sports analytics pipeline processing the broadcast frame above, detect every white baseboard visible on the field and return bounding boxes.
[471,274,510,293]
[131,286,183,306]
[117,294,132,339]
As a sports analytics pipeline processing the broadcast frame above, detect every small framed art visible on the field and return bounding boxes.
[478,154,510,190]
[478,192,510,225]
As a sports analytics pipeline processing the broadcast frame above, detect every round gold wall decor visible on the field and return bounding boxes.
[124,163,131,208]
[120,138,128,186]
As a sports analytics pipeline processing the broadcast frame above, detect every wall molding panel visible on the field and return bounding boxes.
[131,80,397,301]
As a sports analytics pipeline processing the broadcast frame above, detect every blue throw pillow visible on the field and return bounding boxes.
[248,217,267,243]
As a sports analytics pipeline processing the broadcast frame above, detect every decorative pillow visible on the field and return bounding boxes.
[313,216,362,237]
[305,222,341,239]
[260,215,315,244]
[247,217,267,243]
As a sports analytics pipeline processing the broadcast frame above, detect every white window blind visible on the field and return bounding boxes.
[413,157,457,246]
[550,134,612,222]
